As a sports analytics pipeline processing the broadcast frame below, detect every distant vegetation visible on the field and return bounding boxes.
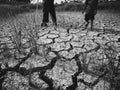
[0,4,30,18]
[0,0,31,19]
[0,0,30,4]
[0,1,120,19]
[56,1,120,11]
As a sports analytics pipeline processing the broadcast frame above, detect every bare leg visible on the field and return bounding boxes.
[85,21,89,28]
[84,14,89,29]
[91,20,93,31]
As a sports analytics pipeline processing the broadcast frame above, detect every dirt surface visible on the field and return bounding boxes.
[0,11,120,90]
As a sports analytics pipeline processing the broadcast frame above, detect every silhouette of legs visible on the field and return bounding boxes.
[91,20,94,30]
[41,5,57,27]
[84,13,95,30]
[49,6,57,26]
[41,7,49,27]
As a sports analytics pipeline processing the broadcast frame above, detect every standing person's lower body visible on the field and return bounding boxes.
[41,5,57,27]
[84,13,95,30]
[49,6,57,26]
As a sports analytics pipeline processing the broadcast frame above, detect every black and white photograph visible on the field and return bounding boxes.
[0,0,120,90]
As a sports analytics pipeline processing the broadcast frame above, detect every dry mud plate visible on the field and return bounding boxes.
[0,12,120,90]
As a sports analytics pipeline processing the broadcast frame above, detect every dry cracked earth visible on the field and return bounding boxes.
[0,11,120,90]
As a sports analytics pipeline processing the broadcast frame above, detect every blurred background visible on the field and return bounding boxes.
[0,0,120,90]
[0,0,120,19]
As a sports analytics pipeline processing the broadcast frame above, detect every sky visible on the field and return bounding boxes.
[31,0,65,4]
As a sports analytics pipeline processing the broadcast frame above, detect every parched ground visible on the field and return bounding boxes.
[0,11,120,90]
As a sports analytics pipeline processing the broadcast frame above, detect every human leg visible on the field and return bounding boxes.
[41,6,49,27]
[49,6,57,26]
[90,20,93,30]
[85,14,90,28]
[90,14,95,31]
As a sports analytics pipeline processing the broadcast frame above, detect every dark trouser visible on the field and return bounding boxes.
[43,5,57,24]
[85,13,95,22]
[85,13,95,30]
